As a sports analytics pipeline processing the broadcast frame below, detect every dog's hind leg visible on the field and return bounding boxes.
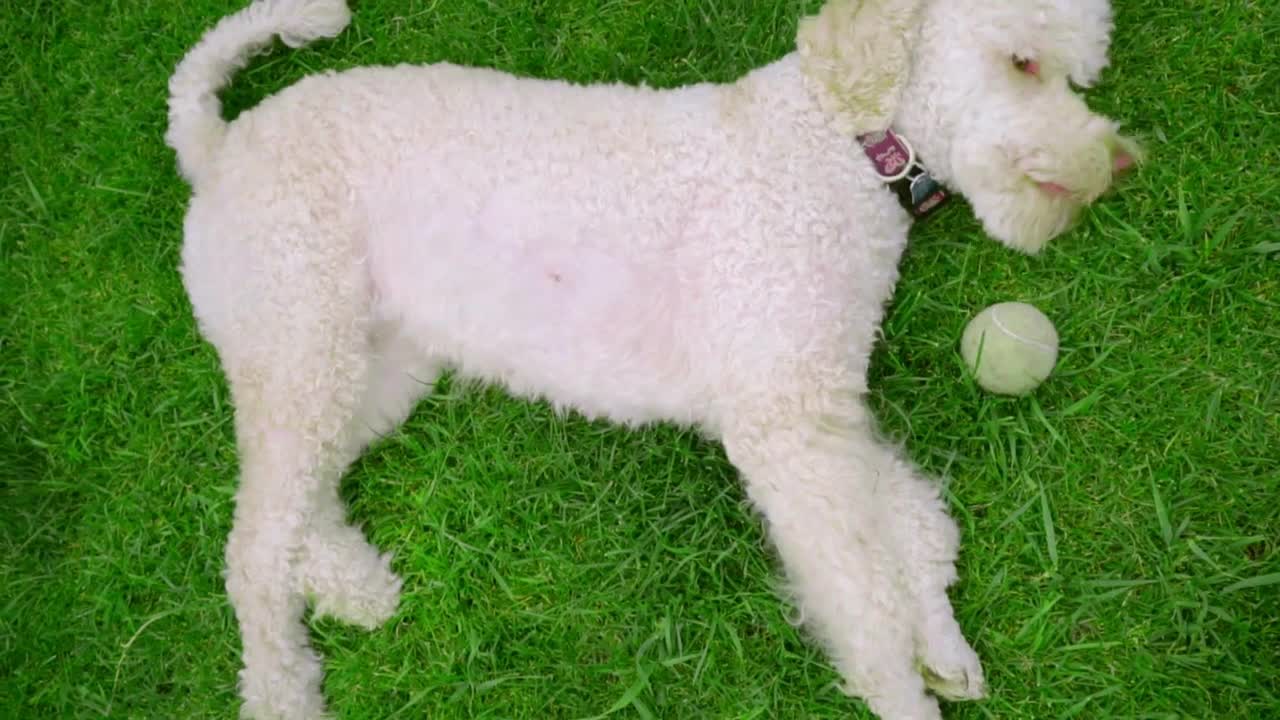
[300,333,440,629]
[723,398,944,720]
[225,415,353,720]
[200,223,373,720]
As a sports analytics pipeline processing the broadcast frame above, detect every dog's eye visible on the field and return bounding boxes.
[1013,56,1040,77]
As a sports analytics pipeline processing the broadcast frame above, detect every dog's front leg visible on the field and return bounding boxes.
[723,405,943,720]
[864,441,986,702]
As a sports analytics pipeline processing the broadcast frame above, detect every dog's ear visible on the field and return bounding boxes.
[797,0,926,135]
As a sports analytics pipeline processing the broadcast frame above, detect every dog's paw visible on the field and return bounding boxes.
[310,552,403,630]
[238,647,332,720]
[917,624,986,701]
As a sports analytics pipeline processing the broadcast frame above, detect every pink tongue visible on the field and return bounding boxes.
[1113,152,1135,172]
[1038,181,1071,196]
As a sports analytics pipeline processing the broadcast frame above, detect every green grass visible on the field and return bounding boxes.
[2,0,1278,718]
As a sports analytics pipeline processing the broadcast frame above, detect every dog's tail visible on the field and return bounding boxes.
[165,0,351,186]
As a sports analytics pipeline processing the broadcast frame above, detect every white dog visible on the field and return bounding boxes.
[167,0,1137,718]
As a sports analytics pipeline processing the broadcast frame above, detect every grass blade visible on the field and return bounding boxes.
[1040,486,1058,567]
[1223,573,1280,594]
[1151,478,1173,547]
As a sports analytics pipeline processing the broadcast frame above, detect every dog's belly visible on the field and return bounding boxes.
[364,177,712,428]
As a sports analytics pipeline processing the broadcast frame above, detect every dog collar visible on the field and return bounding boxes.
[858,129,950,219]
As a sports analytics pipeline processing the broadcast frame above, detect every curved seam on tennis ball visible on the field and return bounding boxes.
[989,308,1056,354]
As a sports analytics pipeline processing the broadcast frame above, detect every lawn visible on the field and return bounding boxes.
[2,0,1278,718]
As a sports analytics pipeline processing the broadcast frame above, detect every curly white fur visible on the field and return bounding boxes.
[166,1,1137,718]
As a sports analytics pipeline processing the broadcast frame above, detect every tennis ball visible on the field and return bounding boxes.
[960,302,1059,396]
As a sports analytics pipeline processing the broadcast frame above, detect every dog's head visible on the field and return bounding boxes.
[896,0,1140,252]
[800,0,1140,253]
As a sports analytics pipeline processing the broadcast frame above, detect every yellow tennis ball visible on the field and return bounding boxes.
[960,302,1059,396]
